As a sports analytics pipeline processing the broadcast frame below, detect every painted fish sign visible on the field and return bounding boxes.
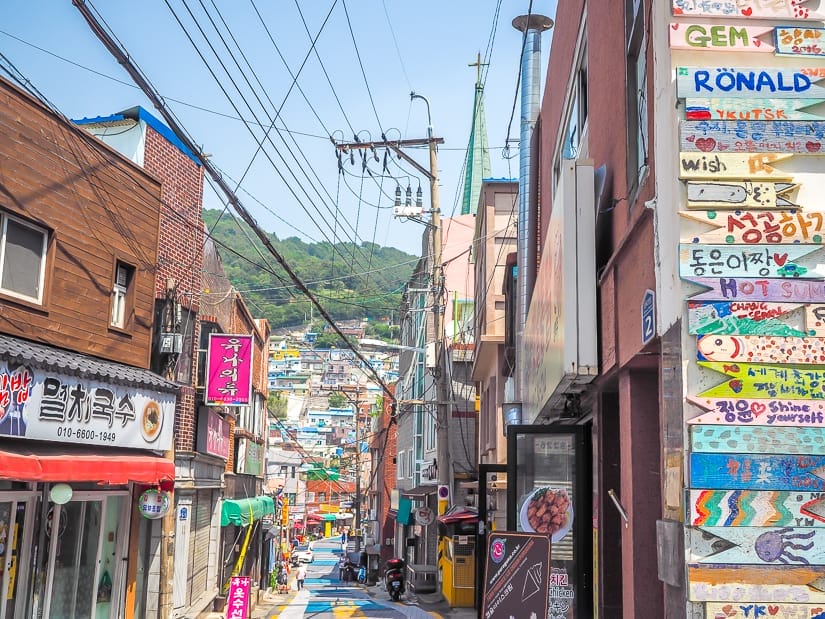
[681,209,825,245]
[686,277,825,303]
[696,360,825,399]
[690,425,825,454]
[689,526,825,565]
[679,152,794,179]
[697,334,825,364]
[672,0,825,21]
[680,244,820,279]
[689,489,825,527]
[677,67,825,99]
[670,23,774,51]
[687,300,806,336]
[685,98,825,122]
[680,120,825,154]
[705,602,825,619]
[776,26,825,57]
[689,452,825,491]
[685,181,799,209]
[689,564,825,603]
[686,395,825,427]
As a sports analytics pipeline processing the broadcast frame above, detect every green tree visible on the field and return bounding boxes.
[268,392,288,419]
[328,392,347,408]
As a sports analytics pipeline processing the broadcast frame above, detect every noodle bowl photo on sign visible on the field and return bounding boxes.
[519,487,574,542]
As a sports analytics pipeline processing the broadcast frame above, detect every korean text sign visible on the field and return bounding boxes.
[226,576,250,619]
[206,335,253,406]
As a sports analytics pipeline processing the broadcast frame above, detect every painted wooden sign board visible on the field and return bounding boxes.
[681,209,825,245]
[691,424,825,454]
[677,67,825,99]
[670,23,773,51]
[680,244,820,279]
[705,602,825,619]
[685,98,825,122]
[687,395,825,427]
[672,0,825,21]
[689,525,825,564]
[806,304,825,335]
[686,277,825,303]
[697,333,825,364]
[776,26,825,57]
[687,300,806,336]
[689,489,825,527]
[685,181,798,209]
[696,359,825,399]
[689,452,825,491]
[679,152,794,179]
[688,564,825,604]
[680,120,825,154]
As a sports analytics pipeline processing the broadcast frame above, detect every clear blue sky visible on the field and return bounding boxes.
[1,1,555,258]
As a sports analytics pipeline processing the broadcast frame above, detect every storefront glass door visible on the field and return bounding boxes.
[0,493,34,619]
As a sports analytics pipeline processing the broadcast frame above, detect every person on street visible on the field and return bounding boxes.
[295,563,307,590]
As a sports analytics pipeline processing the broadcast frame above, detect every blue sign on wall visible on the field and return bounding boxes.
[642,289,655,345]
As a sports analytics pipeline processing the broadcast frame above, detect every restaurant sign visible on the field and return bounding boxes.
[197,407,230,459]
[481,532,552,619]
[235,438,263,476]
[0,361,174,450]
[205,334,253,406]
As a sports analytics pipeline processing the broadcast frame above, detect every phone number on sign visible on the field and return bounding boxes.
[55,426,117,442]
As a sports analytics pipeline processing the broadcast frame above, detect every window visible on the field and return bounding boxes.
[110,261,134,328]
[626,0,648,191]
[318,493,326,503]
[397,450,405,479]
[0,213,48,303]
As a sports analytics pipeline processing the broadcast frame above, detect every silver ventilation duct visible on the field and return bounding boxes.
[513,13,553,410]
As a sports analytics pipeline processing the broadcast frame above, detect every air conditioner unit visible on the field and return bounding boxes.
[159,333,183,354]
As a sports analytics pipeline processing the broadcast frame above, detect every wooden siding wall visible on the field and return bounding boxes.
[0,78,161,367]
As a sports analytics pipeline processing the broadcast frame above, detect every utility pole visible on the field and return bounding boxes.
[335,97,451,515]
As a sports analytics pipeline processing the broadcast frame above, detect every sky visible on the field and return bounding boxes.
[0,1,555,259]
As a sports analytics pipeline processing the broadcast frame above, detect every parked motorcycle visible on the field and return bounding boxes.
[384,558,405,602]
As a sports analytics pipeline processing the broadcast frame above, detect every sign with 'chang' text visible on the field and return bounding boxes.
[205,334,253,406]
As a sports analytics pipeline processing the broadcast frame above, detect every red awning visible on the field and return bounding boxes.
[305,513,323,523]
[0,443,174,485]
[437,506,479,525]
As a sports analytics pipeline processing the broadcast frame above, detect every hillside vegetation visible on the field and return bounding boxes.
[204,209,416,332]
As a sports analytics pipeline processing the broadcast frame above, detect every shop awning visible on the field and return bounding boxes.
[322,514,337,521]
[438,506,479,524]
[0,443,174,485]
[305,513,323,523]
[401,485,437,498]
[221,496,275,527]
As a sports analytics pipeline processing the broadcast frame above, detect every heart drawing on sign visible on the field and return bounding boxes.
[767,606,779,616]
[741,7,753,16]
[671,23,679,30]
[720,604,735,616]
[773,253,789,267]
[753,38,761,47]
[751,402,767,416]
[695,138,717,152]
[807,142,821,153]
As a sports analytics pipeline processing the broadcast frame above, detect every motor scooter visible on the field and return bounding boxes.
[384,558,405,602]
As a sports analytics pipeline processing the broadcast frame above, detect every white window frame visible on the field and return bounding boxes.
[397,450,405,479]
[0,213,48,304]
[110,262,131,328]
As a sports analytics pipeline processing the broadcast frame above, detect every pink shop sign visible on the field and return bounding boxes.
[197,407,230,459]
[205,334,253,406]
[226,576,251,619]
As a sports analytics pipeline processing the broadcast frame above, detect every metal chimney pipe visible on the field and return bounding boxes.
[513,13,553,411]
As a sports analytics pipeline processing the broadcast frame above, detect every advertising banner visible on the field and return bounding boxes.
[197,407,230,459]
[0,361,174,450]
[206,334,253,406]
[225,576,251,619]
[481,532,552,619]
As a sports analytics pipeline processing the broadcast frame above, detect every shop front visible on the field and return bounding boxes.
[0,338,177,619]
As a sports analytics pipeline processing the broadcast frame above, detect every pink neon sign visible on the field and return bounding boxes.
[205,334,253,406]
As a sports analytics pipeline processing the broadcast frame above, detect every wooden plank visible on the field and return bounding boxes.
[691,425,825,454]
[687,300,806,336]
[685,98,825,122]
[681,120,825,154]
[807,305,825,336]
[705,602,825,619]
[673,0,825,21]
[697,334,825,364]
[680,244,821,279]
[670,23,773,52]
[686,277,825,303]
[689,489,825,527]
[690,452,825,491]
[677,67,825,99]
[687,395,825,427]
[697,360,825,400]
[689,525,825,564]
[776,26,825,57]
[679,152,794,179]
[681,209,825,245]
[685,180,799,209]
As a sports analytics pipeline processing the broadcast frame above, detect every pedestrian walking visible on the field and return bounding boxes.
[338,554,346,582]
[295,563,307,590]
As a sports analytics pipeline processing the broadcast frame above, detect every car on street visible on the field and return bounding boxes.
[292,543,314,564]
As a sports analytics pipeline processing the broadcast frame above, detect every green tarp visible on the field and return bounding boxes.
[396,497,412,525]
[221,496,275,527]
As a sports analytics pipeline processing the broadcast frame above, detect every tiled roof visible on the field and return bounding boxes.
[0,334,178,393]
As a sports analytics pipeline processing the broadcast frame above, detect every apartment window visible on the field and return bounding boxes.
[0,213,48,303]
[318,493,326,503]
[397,450,405,479]
[626,0,648,190]
[110,261,134,328]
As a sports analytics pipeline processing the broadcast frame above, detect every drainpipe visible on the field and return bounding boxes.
[513,13,553,413]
